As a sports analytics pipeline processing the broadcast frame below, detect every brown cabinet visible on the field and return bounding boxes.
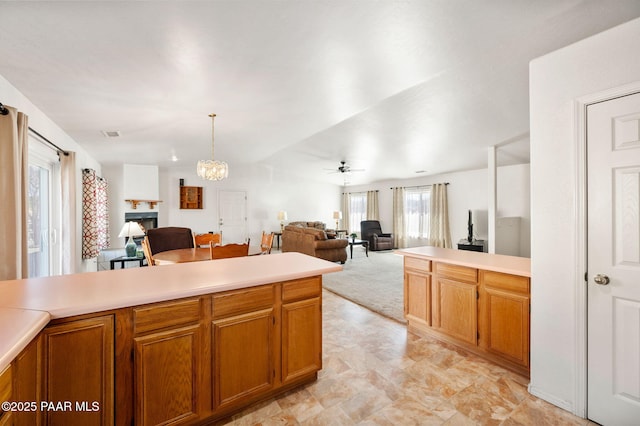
[212,285,276,411]
[41,315,114,425]
[0,364,12,426]
[403,255,530,377]
[281,278,322,384]
[479,270,530,369]
[179,186,203,209]
[404,257,432,327]
[12,336,41,426]
[132,297,206,426]
[433,263,478,345]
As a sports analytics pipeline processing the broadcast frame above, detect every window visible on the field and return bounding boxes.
[28,135,61,277]
[348,193,367,235]
[404,187,431,240]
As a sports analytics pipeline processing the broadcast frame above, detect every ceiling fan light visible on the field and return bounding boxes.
[197,159,229,181]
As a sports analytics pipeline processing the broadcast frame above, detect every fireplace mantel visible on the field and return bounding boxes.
[125,199,162,209]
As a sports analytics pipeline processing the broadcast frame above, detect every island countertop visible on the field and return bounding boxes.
[0,252,342,373]
[396,246,530,277]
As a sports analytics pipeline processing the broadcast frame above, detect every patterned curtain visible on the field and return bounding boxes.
[392,187,405,249]
[428,183,452,248]
[366,190,379,220]
[82,169,109,259]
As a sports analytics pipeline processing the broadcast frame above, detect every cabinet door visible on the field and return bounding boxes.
[434,277,477,345]
[12,336,42,426]
[134,325,202,426]
[282,298,321,384]
[404,270,431,326]
[0,365,11,426]
[41,316,114,426]
[212,308,275,410]
[479,271,530,368]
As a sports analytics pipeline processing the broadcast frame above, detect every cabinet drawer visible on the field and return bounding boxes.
[282,277,321,302]
[213,285,275,319]
[435,262,477,283]
[0,365,11,417]
[481,271,529,294]
[405,256,431,272]
[134,297,202,334]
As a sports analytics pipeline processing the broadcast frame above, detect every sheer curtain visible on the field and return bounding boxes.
[341,192,350,233]
[366,190,379,220]
[0,105,29,280]
[429,183,452,248]
[392,187,405,248]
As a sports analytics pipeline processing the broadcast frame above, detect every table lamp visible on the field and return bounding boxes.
[118,221,145,257]
[333,211,342,230]
[277,211,288,232]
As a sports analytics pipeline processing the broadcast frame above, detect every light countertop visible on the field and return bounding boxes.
[0,252,342,372]
[396,246,530,277]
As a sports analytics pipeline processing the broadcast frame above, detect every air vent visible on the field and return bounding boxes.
[101,130,121,138]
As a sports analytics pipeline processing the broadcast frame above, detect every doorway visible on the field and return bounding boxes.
[218,191,247,244]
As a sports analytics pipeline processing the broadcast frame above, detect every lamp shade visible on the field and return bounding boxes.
[333,211,342,220]
[118,221,145,238]
[277,211,288,221]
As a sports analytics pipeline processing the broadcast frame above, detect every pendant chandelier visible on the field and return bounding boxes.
[197,113,229,181]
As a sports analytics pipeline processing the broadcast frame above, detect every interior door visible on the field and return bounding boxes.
[218,191,247,243]
[587,92,640,424]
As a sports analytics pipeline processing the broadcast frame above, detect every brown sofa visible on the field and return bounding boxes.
[282,225,348,263]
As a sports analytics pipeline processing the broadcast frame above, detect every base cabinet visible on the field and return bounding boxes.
[41,316,114,426]
[403,256,530,377]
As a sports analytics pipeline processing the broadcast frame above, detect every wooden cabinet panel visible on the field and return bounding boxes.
[0,365,11,424]
[134,325,201,426]
[404,271,431,326]
[405,256,431,272]
[212,308,275,410]
[12,336,42,426]
[435,262,477,283]
[479,270,530,368]
[435,277,477,345]
[41,316,114,426]
[213,285,275,319]
[282,297,321,384]
[282,277,321,302]
[133,297,201,335]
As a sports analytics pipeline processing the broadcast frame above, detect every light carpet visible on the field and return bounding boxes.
[322,249,405,323]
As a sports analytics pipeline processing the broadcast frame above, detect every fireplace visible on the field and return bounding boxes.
[124,212,158,244]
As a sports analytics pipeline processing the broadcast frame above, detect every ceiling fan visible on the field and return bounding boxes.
[326,161,365,174]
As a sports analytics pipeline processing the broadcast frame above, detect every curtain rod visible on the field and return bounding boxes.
[390,182,449,189]
[0,102,69,155]
[29,127,69,156]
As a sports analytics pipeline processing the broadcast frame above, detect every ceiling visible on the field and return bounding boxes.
[1,1,639,186]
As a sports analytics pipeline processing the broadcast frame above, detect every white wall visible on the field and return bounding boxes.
[530,17,640,416]
[0,74,102,273]
[104,163,342,248]
[347,163,530,256]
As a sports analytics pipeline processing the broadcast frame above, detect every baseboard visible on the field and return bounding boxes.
[528,384,578,415]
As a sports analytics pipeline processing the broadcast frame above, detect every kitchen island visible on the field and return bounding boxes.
[397,246,531,377]
[0,252,341,425]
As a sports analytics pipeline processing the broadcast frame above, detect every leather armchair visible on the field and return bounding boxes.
[360,220,393,251]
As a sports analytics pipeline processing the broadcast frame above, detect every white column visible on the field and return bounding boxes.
[488,146,497,254]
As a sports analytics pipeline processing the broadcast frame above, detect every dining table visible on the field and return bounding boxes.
[152,246,261,265]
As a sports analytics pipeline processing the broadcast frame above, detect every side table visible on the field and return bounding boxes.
[110,256,146,270]
[348,239,369,259]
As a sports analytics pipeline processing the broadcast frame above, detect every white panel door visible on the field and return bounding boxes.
[588,92,640,425]
[218,191,247,244]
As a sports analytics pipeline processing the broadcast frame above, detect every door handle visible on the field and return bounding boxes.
[593,274,610,285]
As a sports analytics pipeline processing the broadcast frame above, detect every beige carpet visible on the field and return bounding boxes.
[322,249,405,323]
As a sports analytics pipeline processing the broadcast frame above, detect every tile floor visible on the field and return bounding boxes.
[219,290,594,425]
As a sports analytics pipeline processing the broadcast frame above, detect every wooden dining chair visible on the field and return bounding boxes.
[193,232,222,248]
[210,239,250,260]
[141,237,155,266]
[260,231,275,254]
